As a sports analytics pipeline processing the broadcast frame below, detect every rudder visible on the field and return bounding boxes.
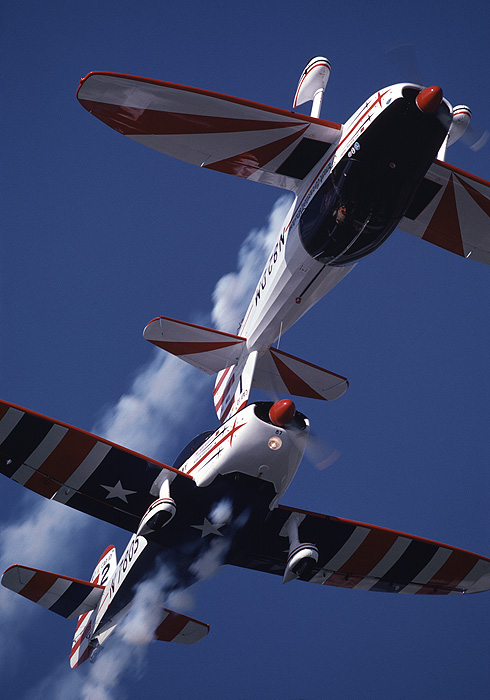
[70,545,117,668]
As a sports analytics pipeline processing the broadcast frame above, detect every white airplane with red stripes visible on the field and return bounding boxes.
[2,396,490,667]
[77,57,490,422]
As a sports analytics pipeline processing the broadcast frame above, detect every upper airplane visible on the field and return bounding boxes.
[77,57,490,421]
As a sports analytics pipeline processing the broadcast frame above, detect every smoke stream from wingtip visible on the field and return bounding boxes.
[0,195,292,694]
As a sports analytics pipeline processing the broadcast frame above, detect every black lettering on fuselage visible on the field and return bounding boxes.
[108,536,140,601]
[254,229,287,306]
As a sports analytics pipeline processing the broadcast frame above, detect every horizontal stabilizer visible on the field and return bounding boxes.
[144,316,246,374]
[254,347,348,401]
[2,565,104,619]
[155,607,209,645]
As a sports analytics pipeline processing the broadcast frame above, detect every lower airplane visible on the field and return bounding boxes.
[1,397,489,667]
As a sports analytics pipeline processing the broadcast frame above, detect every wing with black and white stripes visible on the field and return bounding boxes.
[0,400,194,532]
[227,504,490,595]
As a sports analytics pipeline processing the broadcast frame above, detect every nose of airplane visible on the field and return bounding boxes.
[416,85,443,113]
[269,399,296,427]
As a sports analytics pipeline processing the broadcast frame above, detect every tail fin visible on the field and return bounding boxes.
[70,545,117,668]
[144,315,348,421]
[213,350,258,422]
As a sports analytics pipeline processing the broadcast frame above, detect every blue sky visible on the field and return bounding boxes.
[2,1,490,698]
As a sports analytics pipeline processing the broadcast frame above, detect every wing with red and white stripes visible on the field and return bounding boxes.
[227,505,490,595]
[0,400,195,532]
[77,72,341,192]
[398,160,490,264]
[1,565,104,618]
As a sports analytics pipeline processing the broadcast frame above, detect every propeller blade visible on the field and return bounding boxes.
[304,431,342,471]
[384,42,425,86]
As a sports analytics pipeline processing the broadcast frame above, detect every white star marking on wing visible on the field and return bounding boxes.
[100,480,137,503]
[191,518,225,538]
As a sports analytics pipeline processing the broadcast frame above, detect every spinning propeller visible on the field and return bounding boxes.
[386,43,488,153]
[268,399,341,471]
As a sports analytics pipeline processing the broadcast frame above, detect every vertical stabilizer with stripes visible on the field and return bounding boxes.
[213,351,258,423]
[70,545,117,668]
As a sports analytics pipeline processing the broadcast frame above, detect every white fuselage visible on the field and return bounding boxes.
[239,84,435,353]
[179,401,309,507]
[88,400,310,645]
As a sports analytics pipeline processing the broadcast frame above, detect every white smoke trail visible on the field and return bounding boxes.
[79,566,176,700]
[212,195,292,332]
[93,354,209,456]
[0,194,292,695]
[0,499,93,667]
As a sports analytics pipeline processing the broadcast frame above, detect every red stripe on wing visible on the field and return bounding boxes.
[205,126,308,179]
[324,529,400,589]
[24,429,99,498]
[78,100,301,137]
[416,548,478,593]
[422,174,464,256]
[456,173,490,218]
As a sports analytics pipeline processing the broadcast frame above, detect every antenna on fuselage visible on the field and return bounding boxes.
[293,56,331,119]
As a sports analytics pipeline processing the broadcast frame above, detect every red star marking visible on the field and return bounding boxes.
[375,89,390,108]
[227,418,244,447]
[186,420,246,475]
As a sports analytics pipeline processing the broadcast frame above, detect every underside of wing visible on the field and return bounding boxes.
[398,160,490,265]
[0,400,195,532]
[1,565,104,619]
[77,72,341,191]
[227,504,490,595]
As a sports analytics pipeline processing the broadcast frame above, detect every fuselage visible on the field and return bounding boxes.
[90,401,309,642]
[238,83,451,353]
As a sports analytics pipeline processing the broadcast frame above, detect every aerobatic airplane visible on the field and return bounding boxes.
[2,396,490,666]
[77,57,490,422]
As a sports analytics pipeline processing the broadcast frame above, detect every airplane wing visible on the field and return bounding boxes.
[227,504,490,594]
[77,72,341,192]
[0,400,195,532]
[2,565,104,619]
[398,160,490,265]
